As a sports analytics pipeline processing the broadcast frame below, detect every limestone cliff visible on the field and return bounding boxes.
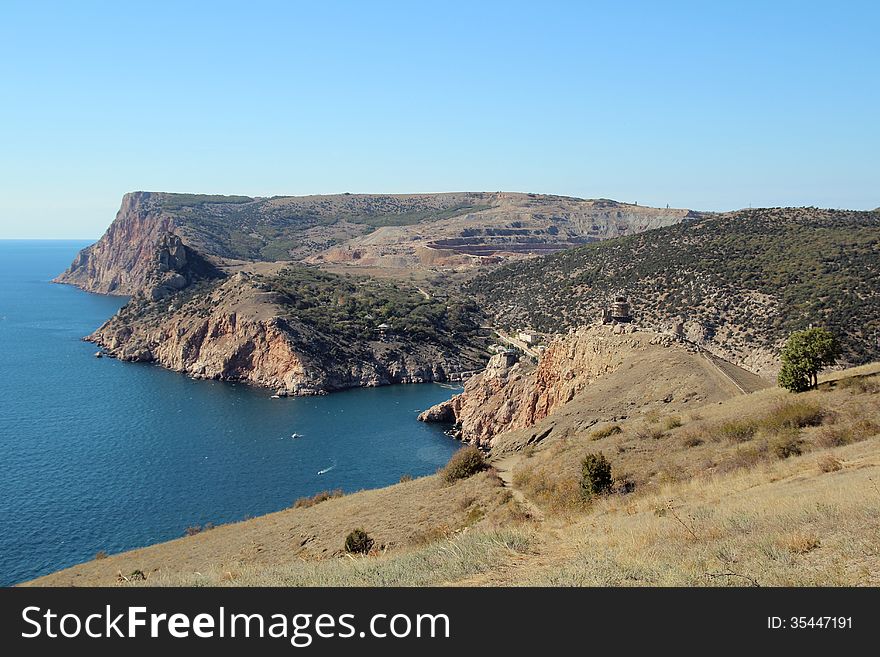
[420,325,767,448]
[54,192,182,295]
[89,272,484,395]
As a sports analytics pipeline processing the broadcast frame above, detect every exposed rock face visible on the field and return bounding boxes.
[88,274,480,395]
[419,325,757,449]
[143,233,224,300]
[54,192,180,295]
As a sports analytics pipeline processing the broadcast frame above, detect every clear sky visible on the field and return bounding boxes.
[1,0,877,238]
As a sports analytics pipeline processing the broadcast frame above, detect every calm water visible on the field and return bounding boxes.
[0,240,461,585]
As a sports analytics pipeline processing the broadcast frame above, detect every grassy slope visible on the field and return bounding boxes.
[469,207,880,366]
[25,363,880,587]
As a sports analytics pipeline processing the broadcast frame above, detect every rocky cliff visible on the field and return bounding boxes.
[419,325,765,448]
[54,192,184,295]
[89,271,485,395]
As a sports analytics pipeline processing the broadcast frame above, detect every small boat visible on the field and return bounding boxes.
[291,432,303,439]
[94,351,103,358]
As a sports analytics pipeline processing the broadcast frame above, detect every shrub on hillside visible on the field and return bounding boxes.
[817,454,842,473]
[770,429,803,459]
[344,528,374,555]
[590,424,622,440]
[580,452,613,500]
[442,445,486,483]
[837,375,880,394]
[715,419,758,443]
[760,400,824,433]
[851,418,880,441]
[814,426,852,449]
[635,425,665,440]
[293,489,344,509]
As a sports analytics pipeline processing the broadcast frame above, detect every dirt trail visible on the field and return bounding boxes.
[493,455,545,521]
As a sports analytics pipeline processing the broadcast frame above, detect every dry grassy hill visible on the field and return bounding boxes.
[24,354,880,586]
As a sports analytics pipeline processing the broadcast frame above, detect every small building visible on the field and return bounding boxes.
[518,331,538,345]
[499,348,519,368]
[375,322,394,338]
[601,294,634,324]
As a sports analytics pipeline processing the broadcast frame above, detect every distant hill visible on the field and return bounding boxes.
[55,191,688,295]
[469,207,880,376]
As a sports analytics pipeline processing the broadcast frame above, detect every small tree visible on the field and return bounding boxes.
[580,452,613,499]
[778,328,840,392]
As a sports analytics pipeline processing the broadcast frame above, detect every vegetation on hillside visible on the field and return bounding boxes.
[779,327,841,392]
[257,266,482,348]
[469,207,880,366]
[153,193,492,261]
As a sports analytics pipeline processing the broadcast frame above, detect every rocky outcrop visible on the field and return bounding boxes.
[54,192,182,295]
[88,273,481,395]
[142,233,224,300]
[420,325,697,448]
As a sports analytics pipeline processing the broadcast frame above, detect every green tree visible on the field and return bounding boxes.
[778,327,840,392]
[580,452,613,499]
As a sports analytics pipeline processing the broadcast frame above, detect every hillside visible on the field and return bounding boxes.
[419,325,768,449]
[469,207,880,376]
[89,266,487,395]
[54,191,688,295]
[24,361,880,586]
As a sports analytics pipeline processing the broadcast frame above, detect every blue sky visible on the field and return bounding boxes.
[1,0,877,238]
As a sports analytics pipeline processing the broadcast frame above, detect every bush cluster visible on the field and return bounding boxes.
[442,446,486,483]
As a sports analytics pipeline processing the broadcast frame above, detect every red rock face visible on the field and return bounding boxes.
[421,327,677,448]
[54,192,178,295]
[87,274,478,395]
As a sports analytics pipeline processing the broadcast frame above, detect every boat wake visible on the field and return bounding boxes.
[317,461,336,475]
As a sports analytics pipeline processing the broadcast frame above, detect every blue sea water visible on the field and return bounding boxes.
[0,240,461,586]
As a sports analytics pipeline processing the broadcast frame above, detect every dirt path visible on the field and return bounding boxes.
[493,455,545,521]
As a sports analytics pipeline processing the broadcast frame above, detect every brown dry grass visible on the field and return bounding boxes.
[24,469,509,586]
[23,363,880,587]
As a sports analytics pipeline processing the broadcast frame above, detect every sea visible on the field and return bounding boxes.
[0,240,461,586]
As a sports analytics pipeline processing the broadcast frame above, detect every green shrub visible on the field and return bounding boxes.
[344,528,374,554]
[580,452,613,500]
[590,424,622,440]
[442,445,486,483]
